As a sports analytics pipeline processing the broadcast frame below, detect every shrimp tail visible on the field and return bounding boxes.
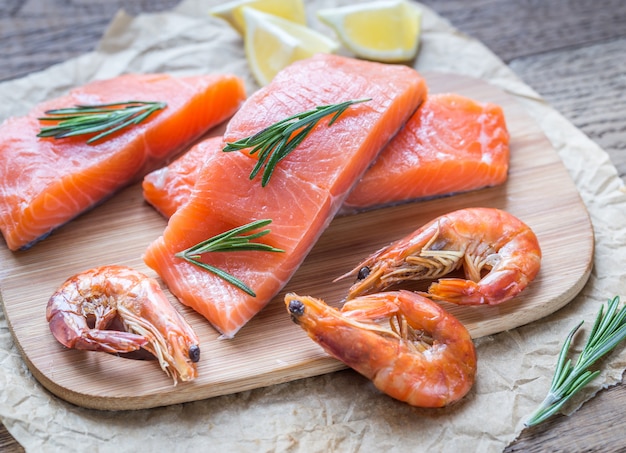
[428,278,487,305]
[47,311,148,353]
[430,265,537,305]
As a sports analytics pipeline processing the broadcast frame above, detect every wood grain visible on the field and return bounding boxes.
[0,0,180,82]
[0,73,593,411]
[1,0,625,451]
[506,372,626,452]
[508,37,626,183]
[0,428,23,453]
[421,0,626,62]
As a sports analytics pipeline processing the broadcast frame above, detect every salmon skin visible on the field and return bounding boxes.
[143,93,509,218]
[143,54,427,338]
[342,93,510,212]
[0,73,246,251]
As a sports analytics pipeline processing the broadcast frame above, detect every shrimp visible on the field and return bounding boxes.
[46,265,200,384]
[337,207,541,305]
[286,290,476,407]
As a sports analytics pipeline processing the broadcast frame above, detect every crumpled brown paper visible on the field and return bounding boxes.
[1,1,625,451]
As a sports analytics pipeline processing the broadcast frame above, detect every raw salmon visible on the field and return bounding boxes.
[343,93,509,211]
[143,93,509,217]
[0,72,246,251]
[143,54,427,338]
[143,140,214,218]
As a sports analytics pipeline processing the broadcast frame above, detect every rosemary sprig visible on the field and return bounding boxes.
[37,100,167,144]
[525,296,626,427]
[223,98,371,187]
[175,219,284,297]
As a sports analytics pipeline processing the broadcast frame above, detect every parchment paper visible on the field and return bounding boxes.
[1,1,626,452]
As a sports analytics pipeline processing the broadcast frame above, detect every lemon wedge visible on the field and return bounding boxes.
[210,0,307,35]
[316,0,422,62]
[242,7,339,86]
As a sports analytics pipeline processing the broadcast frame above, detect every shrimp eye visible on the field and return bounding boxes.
[188,344,200,363]
[288,299,305,323]
[357,266,370,280]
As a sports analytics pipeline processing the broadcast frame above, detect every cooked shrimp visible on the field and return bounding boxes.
[46,265,200,384]
[337,207,541,305]
[286,290,476,407]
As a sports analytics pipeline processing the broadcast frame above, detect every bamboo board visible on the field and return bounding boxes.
[0,73,593,410]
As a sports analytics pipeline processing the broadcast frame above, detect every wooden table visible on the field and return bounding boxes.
[1,1,624,451]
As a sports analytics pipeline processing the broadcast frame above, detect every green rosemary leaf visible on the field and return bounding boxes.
[223,98,371,187]
[181,258,257,297]
[175,219,284,297]
[37,100,167,144]
[525,296,626,427]
[551,321,582,388]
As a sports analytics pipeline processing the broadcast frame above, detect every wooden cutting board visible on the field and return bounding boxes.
[0,73,593,411]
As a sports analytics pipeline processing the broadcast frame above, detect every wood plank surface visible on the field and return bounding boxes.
[508,37,626,184]
[1,73,592,411]
[422,0,626,62]
[1,0,625,451]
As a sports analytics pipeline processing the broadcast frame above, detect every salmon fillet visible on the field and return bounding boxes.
[143,54,427,338]
[343,93,510,211]
[0,73,246,251]
[143,93,509,218]
[143,140,213,218]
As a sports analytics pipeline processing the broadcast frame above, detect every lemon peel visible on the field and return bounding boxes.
[317,0,422,63]
[242,7,339,86]
[210,0,307,35]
